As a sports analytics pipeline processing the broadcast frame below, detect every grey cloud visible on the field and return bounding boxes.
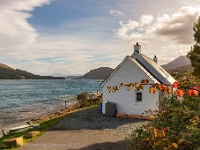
[116,6,200,45]
[153,7,200,44]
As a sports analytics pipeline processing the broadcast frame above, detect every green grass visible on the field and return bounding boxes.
[0,100,101,150]
[0,115,66,150]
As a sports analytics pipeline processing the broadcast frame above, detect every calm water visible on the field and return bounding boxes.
[0,79,101,130]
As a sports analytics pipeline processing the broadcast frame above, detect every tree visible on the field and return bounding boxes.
[193,16,200,44]
[187,16,200,77]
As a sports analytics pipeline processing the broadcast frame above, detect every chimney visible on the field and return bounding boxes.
[134,42,141,53]
[153,55,157,63]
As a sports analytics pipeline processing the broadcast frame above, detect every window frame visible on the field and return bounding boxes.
[136,92,142,102]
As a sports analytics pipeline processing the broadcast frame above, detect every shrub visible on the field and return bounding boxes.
[77,92,102,108]
[127,96,200,150]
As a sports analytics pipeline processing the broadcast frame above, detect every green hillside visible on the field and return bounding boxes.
[0,65,64,79]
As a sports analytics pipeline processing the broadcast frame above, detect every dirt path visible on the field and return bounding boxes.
[18,130,127,150]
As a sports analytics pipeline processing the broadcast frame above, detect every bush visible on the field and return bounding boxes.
[127,96,200,150]
[77,92,102,108]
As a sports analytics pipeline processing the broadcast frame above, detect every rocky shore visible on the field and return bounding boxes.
[1,103,149,140]
[0,101,76,138]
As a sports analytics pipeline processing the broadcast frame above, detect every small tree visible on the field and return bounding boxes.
[187,16,200,77]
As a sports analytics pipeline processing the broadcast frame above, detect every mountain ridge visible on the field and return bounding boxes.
[76,67,114,79]
[162,56,191,70]
[78,55,192,79]
[0,63,64,79]
[0,55,192,80]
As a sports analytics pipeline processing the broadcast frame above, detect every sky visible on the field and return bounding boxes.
[0,0,200,76]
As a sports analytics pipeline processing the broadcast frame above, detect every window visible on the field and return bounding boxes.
[136,92,142,102]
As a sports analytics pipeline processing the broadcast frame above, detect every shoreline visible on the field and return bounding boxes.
[0,91,101,138]
[1,102,150,150]
[0,100,77,138]
[18,106,149,150]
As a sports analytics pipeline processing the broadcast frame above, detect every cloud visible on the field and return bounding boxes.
[152,6,200,44]
[116,20,140,43]
[4,34,129,75]
[109,10,124,17]
[0,0,130,76]
[140,15,154,26]
[0,0,50,50]
[116,6,200,45]
[115,6,200,66]
[2,1,200,76]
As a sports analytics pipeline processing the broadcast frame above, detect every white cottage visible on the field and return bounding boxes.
[101,43,176,117]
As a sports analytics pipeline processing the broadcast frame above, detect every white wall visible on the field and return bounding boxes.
[102,58,159,115]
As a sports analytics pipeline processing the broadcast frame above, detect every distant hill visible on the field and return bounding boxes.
[0,63,64,79]
[0,63,14,70]
[77,56,192,79]
[77,67,114,79]
[162,56,191,70]
[167,64,193,74]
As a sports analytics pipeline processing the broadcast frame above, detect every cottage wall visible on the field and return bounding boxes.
[102,58,159,115]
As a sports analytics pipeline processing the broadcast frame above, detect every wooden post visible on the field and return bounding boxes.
[2,129,6,136]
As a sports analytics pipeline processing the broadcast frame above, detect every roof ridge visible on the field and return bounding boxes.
[128,56,159,83]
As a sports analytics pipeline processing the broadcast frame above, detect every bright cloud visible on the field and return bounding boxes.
[5,34,129,75]
[140,15,154,26]
[115,5,200,65]
[1,1,200,76]
[116,20,140,42]
[0,0,50,50]
[116,6,200,45]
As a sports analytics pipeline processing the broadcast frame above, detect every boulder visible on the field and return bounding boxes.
[2,137,24,149]
[24,131,40,138]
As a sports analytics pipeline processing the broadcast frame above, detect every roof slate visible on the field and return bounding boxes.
[101,51,176,86]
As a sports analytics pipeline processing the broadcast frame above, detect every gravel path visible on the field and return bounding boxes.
[19,106,150,150]
[52,106,149,135]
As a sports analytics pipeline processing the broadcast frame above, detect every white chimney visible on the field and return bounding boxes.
[134,42,141,53]
[153,55,157,63]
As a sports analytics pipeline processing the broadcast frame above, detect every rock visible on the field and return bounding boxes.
[24,131,40,138]
[58,111,63,115]
[2,137,24,149]
[27,121,32,125]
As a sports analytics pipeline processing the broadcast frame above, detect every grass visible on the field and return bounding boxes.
[0,93,102,150]
[0,115,66,150]
[0,102,101,150]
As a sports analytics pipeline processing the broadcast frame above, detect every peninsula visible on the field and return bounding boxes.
[0,63,64,79]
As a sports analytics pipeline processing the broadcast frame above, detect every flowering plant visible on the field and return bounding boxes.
[108,80,200,149]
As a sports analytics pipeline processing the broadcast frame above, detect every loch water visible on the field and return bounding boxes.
[0,79,101,131]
